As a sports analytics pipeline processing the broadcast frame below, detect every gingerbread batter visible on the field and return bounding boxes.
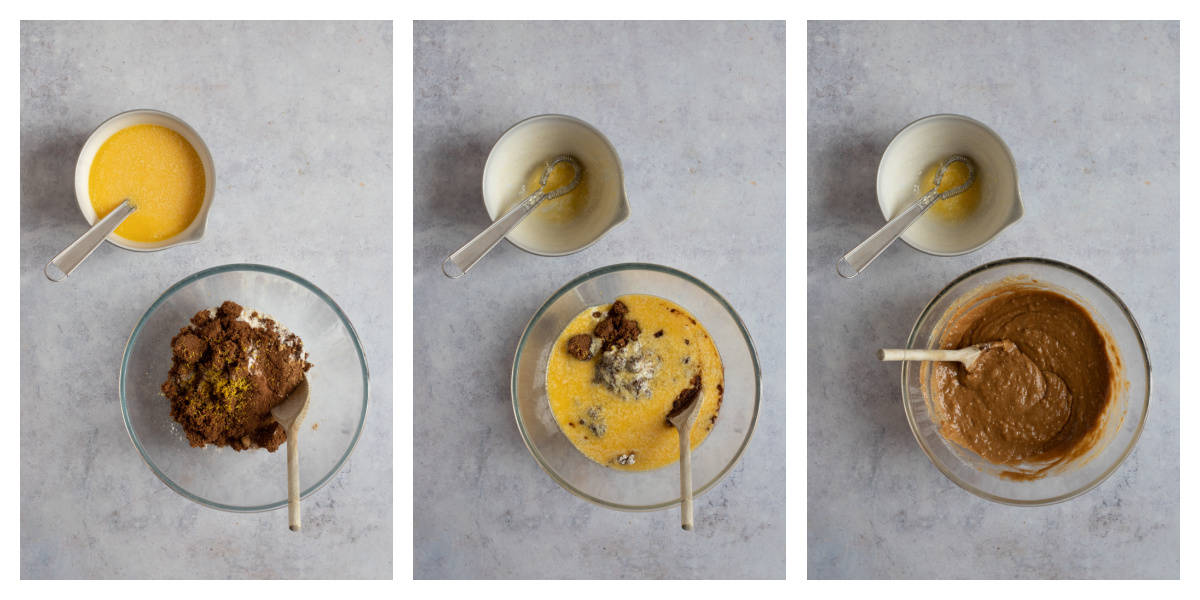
[928,284,1119,478]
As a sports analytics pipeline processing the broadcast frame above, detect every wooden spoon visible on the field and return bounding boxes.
[666,389,704,531]
[271,377,310,531]
[877,341,1013,371]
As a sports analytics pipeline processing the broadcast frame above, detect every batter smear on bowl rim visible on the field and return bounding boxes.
[546,295,724,471]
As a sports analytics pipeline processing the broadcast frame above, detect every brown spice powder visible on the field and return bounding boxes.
[161,301,311,452]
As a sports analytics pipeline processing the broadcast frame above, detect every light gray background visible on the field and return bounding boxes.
[20,21,392,579]
[808,21,1179,579]
[415,21,785,579]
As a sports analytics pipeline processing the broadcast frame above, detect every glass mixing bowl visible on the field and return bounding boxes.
[512,263,761,510]
[903,258,1150,505]
[120,264,369,511]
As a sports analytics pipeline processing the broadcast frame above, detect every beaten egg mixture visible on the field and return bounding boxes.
[546,294,723,471]
[88,123,206,243]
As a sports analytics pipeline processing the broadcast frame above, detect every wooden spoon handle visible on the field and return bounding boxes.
[287,427,301,531]
[878,348,964,363]
[678,427,694,531]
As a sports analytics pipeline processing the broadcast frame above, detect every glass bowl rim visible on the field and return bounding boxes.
[901,256,1152,506]
[119,263,370,512]
[511,262,762,511]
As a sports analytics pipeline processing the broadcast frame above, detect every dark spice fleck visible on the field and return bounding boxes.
[654,330,664,338]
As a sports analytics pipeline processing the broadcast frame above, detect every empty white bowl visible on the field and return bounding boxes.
[876,114,1022,256]
[481,114,630,256]
[75,109,216,251]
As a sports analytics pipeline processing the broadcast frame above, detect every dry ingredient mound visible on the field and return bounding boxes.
[161,301,311,452]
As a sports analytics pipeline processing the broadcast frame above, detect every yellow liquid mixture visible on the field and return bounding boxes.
[920,158,981,222]
[518,158,589,224]
[89,124,206,243]
[546,295,724,471]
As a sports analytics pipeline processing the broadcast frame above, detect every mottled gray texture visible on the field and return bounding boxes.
[20,21,392,579]
[415,21,784,579]
[808,21,1178,579]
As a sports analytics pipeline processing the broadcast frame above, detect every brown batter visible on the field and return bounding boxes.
[161,301,311,452]
[927,283,1119,478]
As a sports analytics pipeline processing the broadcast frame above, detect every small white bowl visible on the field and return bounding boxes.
[75,109,216,251]
[876,114,1022,256]
[481,114,630,256]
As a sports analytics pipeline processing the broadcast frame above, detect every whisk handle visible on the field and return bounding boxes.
[442,191,545,278]
[45,198,136,282]
[837,190,938,279]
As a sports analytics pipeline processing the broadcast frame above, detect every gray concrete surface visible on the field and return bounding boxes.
[415,21,785,579]
[20,21,392,579]
[808,21,1179,579]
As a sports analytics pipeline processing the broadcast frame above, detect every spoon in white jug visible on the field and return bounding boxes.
[442,155,582,279]
[837,155,976,279]
[44,198,136,281]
